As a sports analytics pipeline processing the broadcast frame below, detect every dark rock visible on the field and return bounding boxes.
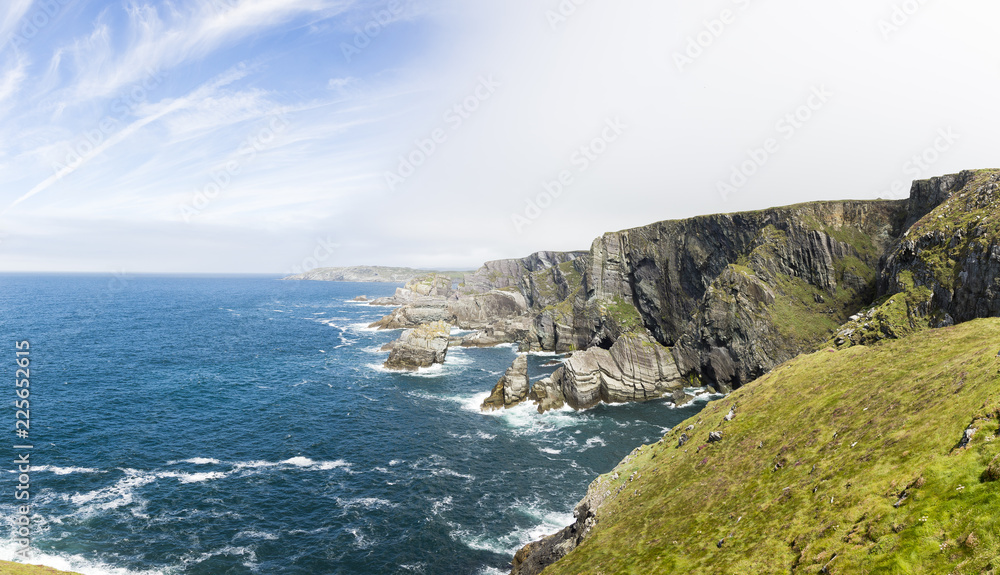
[708,431,723,443]
[678,433,689,448]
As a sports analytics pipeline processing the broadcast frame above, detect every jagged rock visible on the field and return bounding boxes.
[529,373,566,413]
[672,389,694,407]
[708,431,723,443]
[536,331,684,412]
[510,473,607,575]
[482,356,530,411]
[370,290,528,331]
[383,321,450,370]
[678,433,689,447]
[461,251,587,299]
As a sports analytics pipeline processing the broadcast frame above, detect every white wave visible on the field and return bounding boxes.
[345,527,373,549]
[389,459,403,466]
[33,465,102,475]
[430,496,453,516]
[281,457,316,467]
[432,468,474,481]
[336,497,397,510]
[525,350,563,357]
[168,458,221,466]
[181,545,257,569]
[234,529,279,541]
[476,568,508,575]
[317,460,351,470]
[169,471,228,484]
[482,400,585,435]
[454,504,573,556]
[584,436,607,449]
[477,431,496,440]
[0,540,167,575]
[450,328,476,335]
[348,322,380,333]
[539,447,561,455]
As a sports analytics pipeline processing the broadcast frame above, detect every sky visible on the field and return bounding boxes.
[0,0,998,274]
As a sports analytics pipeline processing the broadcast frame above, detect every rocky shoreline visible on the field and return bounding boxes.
[355,169,1000,573]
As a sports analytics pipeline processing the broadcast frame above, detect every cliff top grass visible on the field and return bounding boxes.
[546,318,1000,574]
[0,561,81,575]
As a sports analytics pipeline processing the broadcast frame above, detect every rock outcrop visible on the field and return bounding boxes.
[529,331,684,412]
[481,355,530,410]
[383,321,450,370]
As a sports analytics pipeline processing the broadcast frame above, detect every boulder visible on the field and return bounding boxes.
[481,355,530,411]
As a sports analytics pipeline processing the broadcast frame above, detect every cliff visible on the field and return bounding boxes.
[371,170,1000,408]
[516,318,1000,574]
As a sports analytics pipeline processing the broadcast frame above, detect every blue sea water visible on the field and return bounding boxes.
[0,275,713,575]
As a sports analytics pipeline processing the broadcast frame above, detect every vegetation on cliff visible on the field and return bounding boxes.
[0,561,81,575]
[542,319,1000,574]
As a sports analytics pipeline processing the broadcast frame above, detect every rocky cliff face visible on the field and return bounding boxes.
[460,251,588,300]
[582,200,907,390]
[372,170,1000,405]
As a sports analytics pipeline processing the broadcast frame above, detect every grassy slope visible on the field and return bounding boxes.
[0,562,80,574]
[546,319,1000,574]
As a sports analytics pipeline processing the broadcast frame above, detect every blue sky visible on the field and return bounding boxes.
[0,0,999,273]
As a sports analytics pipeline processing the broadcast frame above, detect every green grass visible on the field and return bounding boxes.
[602,296,644,334]
[545,319,1000,574]
[0,562,81,574]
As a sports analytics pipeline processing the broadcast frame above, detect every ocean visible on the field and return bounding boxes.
[0,275,713,574]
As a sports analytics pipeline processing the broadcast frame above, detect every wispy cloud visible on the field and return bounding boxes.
[67,0,347,100]
[0,0,34,50]
[3,65,254,213]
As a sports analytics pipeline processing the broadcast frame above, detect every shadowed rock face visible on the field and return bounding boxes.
[880,170,1000,323]
[481,355,530,411]
[383,321,450,370]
